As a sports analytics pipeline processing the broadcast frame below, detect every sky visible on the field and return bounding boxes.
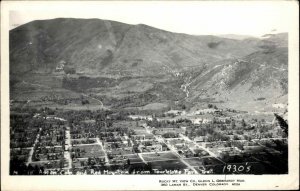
[8,1,297,37]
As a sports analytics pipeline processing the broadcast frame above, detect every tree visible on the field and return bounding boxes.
[127,159,131,165]
[257,121,262,128]
[221,125,227,131]
[233,135,239,140]
[10,159,28,175]
[230,120,236,129]
[274,113,288,136]
[59,159,64,169]
[235,142,244,150]
[80,161,85,167]
[145,163,154,174]
[33,165,40,175]
[212,117,217,124]
[244,135,251,141]
[81,100,90,105]
[241,119,246,128]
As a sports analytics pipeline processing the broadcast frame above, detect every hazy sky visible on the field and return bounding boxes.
[8,1,297,37]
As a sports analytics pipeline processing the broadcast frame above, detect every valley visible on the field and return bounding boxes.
[9,18,288,175]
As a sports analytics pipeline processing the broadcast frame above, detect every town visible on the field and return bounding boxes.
[10,104,288,175]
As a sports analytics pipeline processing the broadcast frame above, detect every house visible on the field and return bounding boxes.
[110,155,127,164]
[120,136,129,145]
[194,136,207,143]
[192,118,203,124]
[54,146,62,152]
[131,134,145,140]
[219,117,231,123]
[202,119,212,124]
[55,60,66,72]
[195,108,216,115]
[203,142,213,148]
[174,143,186,150]
[107,150,122,157]
[145,134,154,140]
[243,145,264,153]
[155,128,183,137]
[146,144,162,152]
[193,149,209,157]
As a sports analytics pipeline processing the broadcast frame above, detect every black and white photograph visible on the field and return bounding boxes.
[1,1,299,190]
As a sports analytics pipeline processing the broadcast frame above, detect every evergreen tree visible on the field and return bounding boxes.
[274,113,288,136]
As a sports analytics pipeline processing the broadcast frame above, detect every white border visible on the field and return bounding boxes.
[1,1,299,190]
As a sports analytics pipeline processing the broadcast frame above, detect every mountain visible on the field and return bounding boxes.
[9,18,288,111]
[10,18,262,75]
[187,33,288,111]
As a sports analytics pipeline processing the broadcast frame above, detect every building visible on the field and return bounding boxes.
[55,60,66,72]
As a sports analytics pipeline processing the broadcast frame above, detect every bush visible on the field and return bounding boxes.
[81,100,90,105]
[207,41,222,49]
[208,104,213,108]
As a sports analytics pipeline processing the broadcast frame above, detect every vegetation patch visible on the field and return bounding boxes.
[141,152,179,162]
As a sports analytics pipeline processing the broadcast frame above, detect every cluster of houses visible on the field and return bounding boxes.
[153,128,184,138]
[39,129,64,147]
[55,60,66,72]
[34,146,63,161]
[32,121,66,162]
[137,140,165,153]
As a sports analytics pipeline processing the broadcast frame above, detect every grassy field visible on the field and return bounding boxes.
[118,79,153,93]
[113,121,140,129]
[112,148,135,155]
[141,151,179,162]
[134,129,150,135]
[73,145,105,158]
[71,139,97,145]
[140,103,169,110]
[183,157,205,167]
[149,160,188,171]
[124,154,144,163]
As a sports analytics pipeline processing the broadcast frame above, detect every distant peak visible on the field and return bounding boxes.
[136,23,155,29]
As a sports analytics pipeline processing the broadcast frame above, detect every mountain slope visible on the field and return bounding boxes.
[9,18,288,111]
[10,18,261,76]
[187,33,288,106]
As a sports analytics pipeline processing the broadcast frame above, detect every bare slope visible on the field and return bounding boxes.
[188,33,288,106]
